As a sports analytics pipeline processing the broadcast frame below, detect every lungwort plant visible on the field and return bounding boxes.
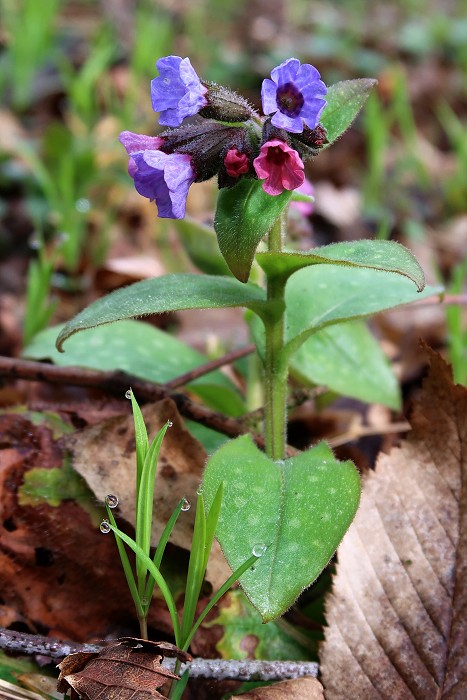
[57,56,439,625]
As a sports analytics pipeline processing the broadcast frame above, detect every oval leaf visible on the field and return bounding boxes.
[56,274,266,351]
[214,179,292,282]
[172,217,231,276]
[284,265,443,359]
[320,79,377,145]
[289,320,400,409]
[257,239,425,292]
[202,435,360,621]
[26,321,245,416]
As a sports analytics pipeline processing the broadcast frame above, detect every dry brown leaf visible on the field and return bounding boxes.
[320,349,467,699]
[234,677,324,699]
[66,398,231,588]
[57,638,181,699]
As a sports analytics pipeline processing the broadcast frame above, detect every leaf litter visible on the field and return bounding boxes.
[320,348,467,699]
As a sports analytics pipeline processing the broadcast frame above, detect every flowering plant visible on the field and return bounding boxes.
[57,56,435,625]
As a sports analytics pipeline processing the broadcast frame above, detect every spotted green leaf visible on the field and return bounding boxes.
[202,435,360,621]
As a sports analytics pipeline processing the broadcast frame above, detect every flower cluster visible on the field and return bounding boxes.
[120,56,328,219]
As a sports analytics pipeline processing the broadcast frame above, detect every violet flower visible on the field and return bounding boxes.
[261,58,327,134]
[253,139,305,196]
[151,56,208,127]
[120,131,195,219]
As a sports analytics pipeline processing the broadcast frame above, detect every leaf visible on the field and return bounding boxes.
[26,320,245,416]
[55,274,267,351]
[172,216,232,276]
[202,435,360,621]
[57,638,179,699]
[289,320,400,409]
[205,589,315,660]
[214,179,292,282]
[320,79,377,145]
[256,239,426,291]
[283,264,442,359]
[320,350,467,699]
[234,677,324,699]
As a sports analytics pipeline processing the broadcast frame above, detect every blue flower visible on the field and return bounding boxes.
[119,131,195,219]
[151,56,208,127]
[261,58,327,134]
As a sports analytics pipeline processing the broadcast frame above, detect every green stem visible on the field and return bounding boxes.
[264,215,287,460]
[138,614,148,640]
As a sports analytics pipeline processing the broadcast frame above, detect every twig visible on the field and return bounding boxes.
[165,343,255,389]
[0,628,318,680]
[327,421,411,448]
[0,356,264,447]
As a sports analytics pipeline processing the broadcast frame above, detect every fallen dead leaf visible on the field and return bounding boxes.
[65,398,231,588]
[234,677,324,699]
[320,348,467,698]
[57,638,182,700]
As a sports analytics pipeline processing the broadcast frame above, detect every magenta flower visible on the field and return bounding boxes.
[119,131,195,219]
[253,139,305,196]
[151,56,208,127]
[224,148,249,178]
[261,58,327,134]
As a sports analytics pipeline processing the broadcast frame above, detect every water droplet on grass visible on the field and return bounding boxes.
[181,498,191,511]
[105,494,119,508]
[252,543,267,557]
[125,389,133,399]
[100,520,111,534]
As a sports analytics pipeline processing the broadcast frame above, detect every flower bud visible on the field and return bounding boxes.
[199,83,257,123]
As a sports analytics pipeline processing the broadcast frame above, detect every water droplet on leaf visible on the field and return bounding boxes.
[181,498,191,511]
[125,389,133,399]
[105,494,119,508]
[252,543,267,557]
[100,520,111,534]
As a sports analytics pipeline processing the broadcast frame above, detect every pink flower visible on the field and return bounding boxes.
[253,139,305,196]
[224,148,249,177]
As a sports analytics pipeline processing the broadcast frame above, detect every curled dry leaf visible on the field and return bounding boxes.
[234,677,324,699]
[65,398,231,588]
[320,349,467,699]
[57,638,184,700]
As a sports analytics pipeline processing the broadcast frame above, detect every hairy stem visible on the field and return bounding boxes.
[264,215,288,460]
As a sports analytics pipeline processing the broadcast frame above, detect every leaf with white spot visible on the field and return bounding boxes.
[320,350,467,699]
[202,436,360,621]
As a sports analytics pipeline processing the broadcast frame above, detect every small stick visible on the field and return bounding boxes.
[0,355,264,447]
[0,628,318,681]
[165,343,255,389]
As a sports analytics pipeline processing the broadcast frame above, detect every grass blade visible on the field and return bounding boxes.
[107,522,181,646]
[182,554,258,651]
[203,482,223,572]
[105,506,143,618]
[180,495,206,645]
[143,498,184,609]
[129,390,149,498]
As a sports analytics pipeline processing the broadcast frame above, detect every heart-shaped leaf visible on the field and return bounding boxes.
[214,179,292,282]
[56,273,267,351]
[320,79,377,146]
[202,435,360,621]
[256,239,425,291]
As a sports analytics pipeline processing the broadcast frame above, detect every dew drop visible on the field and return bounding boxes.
[28,232,42,250]
[252,543,267,557]
[167,420,173,427]
[75,197,90,213]
[181,498,191,511]
[141,596,149,606]
[125,389,133,399]
[105,494,119,509]
[196,486,203,496]
[100,519,111,534]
